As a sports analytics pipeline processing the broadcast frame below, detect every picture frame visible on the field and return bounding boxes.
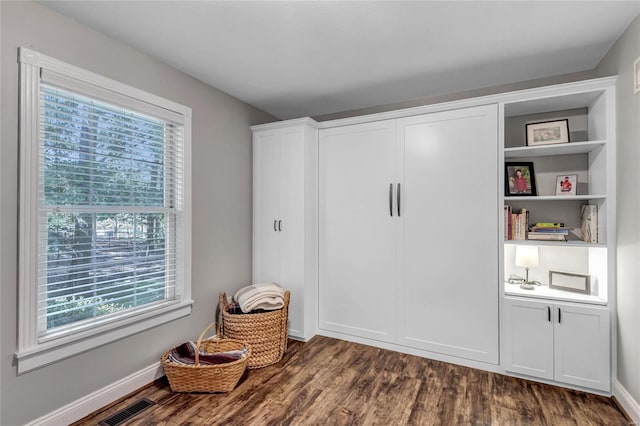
[555,174,577,196]
[549,270,591,295]
[505,162,537,196]
[526,119,570,146]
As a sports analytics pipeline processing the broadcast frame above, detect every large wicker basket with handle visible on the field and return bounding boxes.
[161,322,250,393]
[219,290,289,369]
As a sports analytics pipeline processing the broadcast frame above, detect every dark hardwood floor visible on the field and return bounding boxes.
[74,336,631,425]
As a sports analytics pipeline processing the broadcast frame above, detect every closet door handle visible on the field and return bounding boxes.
[547,306,551,322]
[558,308,562,323]
[278,220,282,232]
[397,183,401,217]
[274,220,277,232]
[389,183,393,217]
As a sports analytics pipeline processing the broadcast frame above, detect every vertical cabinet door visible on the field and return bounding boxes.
[278,127,307,338]
[319,120,397,342]
[253,124,315,341]
[554,303,610,392]
[253,132,281,284]
[504,298,554,380]
[396,105,499,363]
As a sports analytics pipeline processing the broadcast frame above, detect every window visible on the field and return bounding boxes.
[17,48,192,373]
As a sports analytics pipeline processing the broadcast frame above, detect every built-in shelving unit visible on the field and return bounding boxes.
[500,78,615,393]
[501,80,615,282]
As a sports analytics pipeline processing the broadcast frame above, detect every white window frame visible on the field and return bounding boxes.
[17,47,193,374]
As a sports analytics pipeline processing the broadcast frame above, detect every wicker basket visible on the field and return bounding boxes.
[161,322,250,393]
[219,290,289,369]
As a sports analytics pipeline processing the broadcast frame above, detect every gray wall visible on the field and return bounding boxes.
[313,70,598,122]
[0,2,275,424]
[2,1,638,424]
[595,13,640,411]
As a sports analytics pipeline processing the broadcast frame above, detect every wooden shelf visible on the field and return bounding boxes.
[504,240,606,248]
[505,195,606,202]
[503,90,606,117]
[504,140,606,158]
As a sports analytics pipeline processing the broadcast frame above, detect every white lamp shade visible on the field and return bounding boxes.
[515,245,539,268]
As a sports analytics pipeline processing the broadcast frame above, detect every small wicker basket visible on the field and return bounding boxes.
[161,322,250,393]
[219,290,289,369]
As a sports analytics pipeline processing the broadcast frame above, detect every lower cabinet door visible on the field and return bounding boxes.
[553,303,610,392]
[504,298,554,380]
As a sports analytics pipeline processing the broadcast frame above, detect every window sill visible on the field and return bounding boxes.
[15,300,193,374]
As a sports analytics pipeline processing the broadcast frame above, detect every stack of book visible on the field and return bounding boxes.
[527,223,570,241]
[504,206,528,240]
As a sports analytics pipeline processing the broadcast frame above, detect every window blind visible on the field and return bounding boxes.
[37,84,184,339]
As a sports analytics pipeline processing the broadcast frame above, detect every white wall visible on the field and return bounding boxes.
[595,13,640,419]
[0,2,275,424]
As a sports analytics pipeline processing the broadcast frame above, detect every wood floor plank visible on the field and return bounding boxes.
[72,336,632,426]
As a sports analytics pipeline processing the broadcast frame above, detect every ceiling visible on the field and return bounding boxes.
[42,1,640,120]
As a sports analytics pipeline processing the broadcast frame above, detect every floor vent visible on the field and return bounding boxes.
[99,398,155,426]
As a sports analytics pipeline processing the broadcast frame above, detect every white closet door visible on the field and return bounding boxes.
[396,105,499,363]
[253,132,281,284]
[279,128,306,337]
[319,120,397,342]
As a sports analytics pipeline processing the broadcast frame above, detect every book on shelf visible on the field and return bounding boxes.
[505,206,527,240]
[581,204,598,243]
[533,222,564,228]
[529,227,571,234]
[504,205,511,240]
[527,233,567,241]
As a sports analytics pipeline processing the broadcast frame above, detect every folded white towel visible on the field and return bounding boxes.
[234,282,284,313]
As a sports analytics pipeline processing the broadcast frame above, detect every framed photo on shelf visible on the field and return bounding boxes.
[549,270,591,295]
[526,119,570,146]
[555,174,577,196]
[505,162,537,196]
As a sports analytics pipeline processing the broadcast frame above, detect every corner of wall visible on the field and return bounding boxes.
[614,379,640,424]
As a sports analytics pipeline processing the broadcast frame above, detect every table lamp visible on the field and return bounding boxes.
[515,245,539,290]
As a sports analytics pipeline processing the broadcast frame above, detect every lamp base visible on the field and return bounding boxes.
[520,282,535,290]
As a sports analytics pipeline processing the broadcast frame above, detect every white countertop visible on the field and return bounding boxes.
[504,282,607,305]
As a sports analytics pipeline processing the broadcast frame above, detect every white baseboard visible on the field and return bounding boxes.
[27,362,164,426]
[317,328,501,374]
[614,379,640,425]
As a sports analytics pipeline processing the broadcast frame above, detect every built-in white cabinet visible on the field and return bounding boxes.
[504,297,610,392]
[252,118,318,341]
[250,76,616,396]
[500,78,616,393]
[319,105,500,363]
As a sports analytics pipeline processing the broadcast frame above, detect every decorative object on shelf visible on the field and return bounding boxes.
[580,204,598,243]
[507,274,526,284]
[634,56,640,94]
[555,174,577,196]
[549,270,591,294]
[515,245,540,290]
[505,162,537,196]
[526,119,570,146]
